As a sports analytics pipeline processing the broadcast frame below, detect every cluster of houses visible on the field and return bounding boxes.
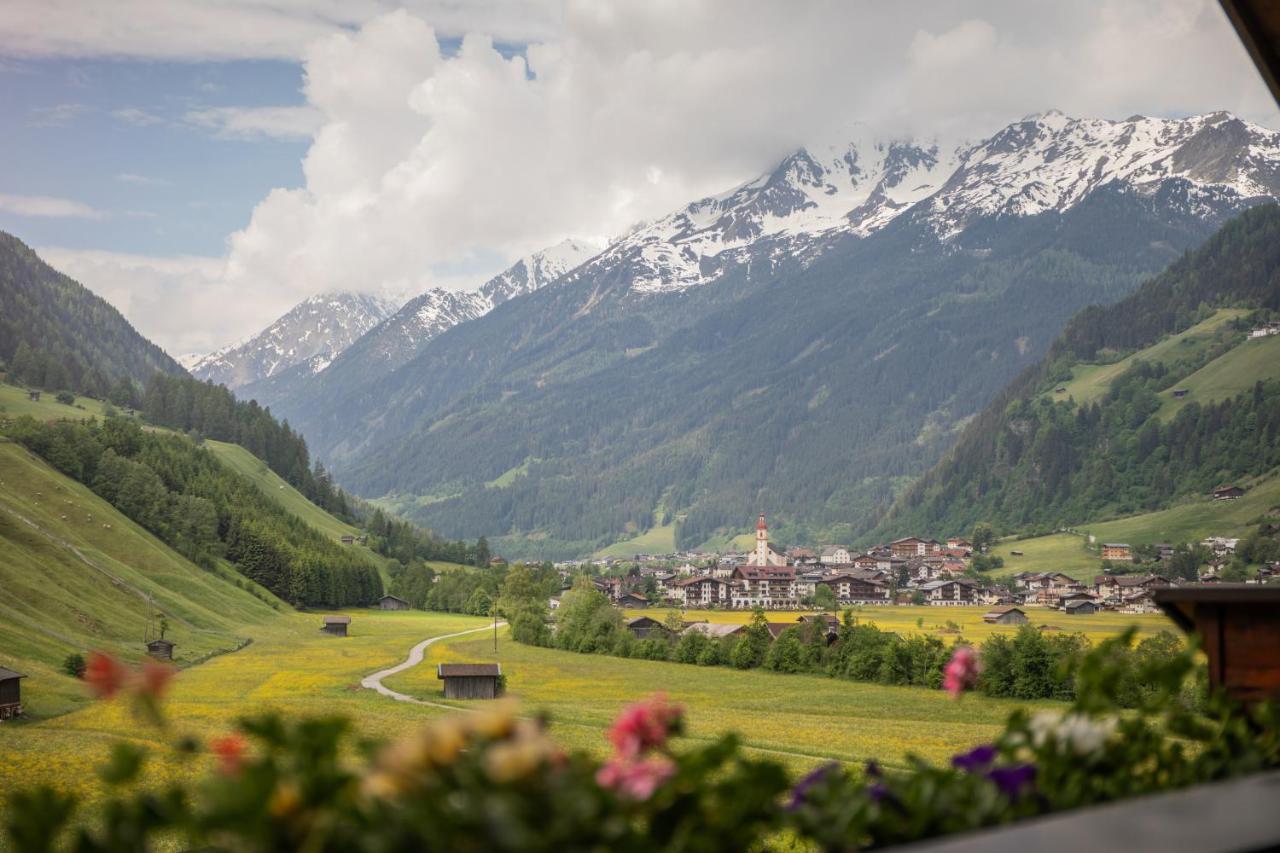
[576,515,1278,619]
[588,515,989,611]
[1247,322,1280,339]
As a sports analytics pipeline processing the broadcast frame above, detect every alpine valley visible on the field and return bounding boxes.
[165,112,1280,557]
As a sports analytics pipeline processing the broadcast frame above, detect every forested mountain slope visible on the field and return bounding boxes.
[267,111,1280,557]
[881,204,1280,538]
[0,232,185,399]
[0,439,282,718]
[336,186,1254,558]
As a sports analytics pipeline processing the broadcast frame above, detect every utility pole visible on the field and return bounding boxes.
[493,603,498,654]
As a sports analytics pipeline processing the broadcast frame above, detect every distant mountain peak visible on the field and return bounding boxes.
[189,290,398,390]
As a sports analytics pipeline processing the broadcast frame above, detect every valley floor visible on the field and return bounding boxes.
[0,604,1180,836]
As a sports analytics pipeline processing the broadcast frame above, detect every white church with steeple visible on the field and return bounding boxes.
[743,512,787,567]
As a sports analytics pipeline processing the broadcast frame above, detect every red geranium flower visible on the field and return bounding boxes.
[210,735,247,776]
[140,661,175,699]
[84,652,130,699]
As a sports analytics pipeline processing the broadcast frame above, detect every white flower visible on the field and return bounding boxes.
[1028,712,1117,757]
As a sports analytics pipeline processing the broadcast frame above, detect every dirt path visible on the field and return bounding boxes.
[360,623,503,709]
[359,624,855,767]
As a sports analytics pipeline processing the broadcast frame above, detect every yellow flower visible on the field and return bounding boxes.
[467,701,519,740]
[269,783,302,818]
[361,771,404,800]
[483,738,546,783]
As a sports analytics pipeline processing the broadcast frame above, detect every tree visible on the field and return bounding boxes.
[732,608,771,670]
[474,537,491,567]
[813,585,837,612]
[971,523,995,553]
[55,390,75,405]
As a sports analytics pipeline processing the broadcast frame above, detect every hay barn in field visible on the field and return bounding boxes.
[437,663,502,699]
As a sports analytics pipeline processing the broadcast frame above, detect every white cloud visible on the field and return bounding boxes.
[0,192,105,219]
[217,1,1280,320]
[27,102,89,127]
[34,247,254,355]
[115,173,170,186]
[0,1,559,61]
[184,105,324,140]
[111,107,166,126]
[13,1,1280,354]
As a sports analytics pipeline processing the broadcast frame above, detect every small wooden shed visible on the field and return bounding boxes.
[321,615,351,636]
[1065,600,1099,616]
[617,592,649,609]
[27,390,40,402]
[378,594,410,611]
[0,667,26,720]
[340,535,355,544]
[146,638,176,660]
[625,616,667,639]
[983,606,1029,625]
[437,663,502,700]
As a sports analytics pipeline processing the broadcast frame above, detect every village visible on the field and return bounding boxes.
[556,513,1274,627]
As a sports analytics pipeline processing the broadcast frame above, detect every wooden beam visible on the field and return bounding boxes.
[1220,0,1280,106]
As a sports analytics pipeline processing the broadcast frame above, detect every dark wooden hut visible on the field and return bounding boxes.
[378,594,410,611]
[27,390,39,402]
[625,616,668,639]
[321,615,351,636]
[437,663,501,699]
[146,638,176,660]
[0,667,26,720]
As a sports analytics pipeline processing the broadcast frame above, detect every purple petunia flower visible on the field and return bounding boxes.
[785,761,840,812]
[986,764,1037,798]
[951,744,998,773]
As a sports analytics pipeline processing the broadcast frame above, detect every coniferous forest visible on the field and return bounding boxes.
[884,204,1280,537]
[0,233,184,399]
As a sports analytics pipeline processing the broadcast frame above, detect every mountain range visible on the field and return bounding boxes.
[23,110,1280,559]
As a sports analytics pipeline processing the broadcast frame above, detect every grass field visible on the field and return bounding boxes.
[1157,332,1280,419]
[1050,309,1246,407]
[0,611,489,814]
[0,382,115,421]
[990,533,1102,582]
[0,440,284,718]
[623,605,1175,644]
[1083,470,1280,545]
[383,625,1057,774]
[595,521,677,558]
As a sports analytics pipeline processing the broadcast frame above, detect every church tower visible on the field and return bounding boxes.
[755,513,769,566]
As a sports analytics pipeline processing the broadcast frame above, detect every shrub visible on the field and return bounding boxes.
[61,653,86,679]
[55,390,75,405]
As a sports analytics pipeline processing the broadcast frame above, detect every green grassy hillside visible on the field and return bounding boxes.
[988,471,1280,580]
[0,440,283,718]
[0,382,115,421]
[1050,308,1246,407]
[1157,332,1280,419]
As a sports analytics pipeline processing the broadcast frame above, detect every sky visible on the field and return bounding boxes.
[1,0,1277,356]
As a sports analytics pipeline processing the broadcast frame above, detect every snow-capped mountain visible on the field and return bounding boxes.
[922,111,1280,238]
[324,238,597,376]
[189,292,398,390]
[573,111,1279,296]
[586,133,960,294]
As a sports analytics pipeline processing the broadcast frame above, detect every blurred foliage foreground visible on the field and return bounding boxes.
[9,630,1280,852]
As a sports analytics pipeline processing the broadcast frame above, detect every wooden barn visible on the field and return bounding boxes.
[146,638,176,660]
[0,667,25,720]
[378,594,410,611]
[625,616,667,639]
[27,390,39,402]
[437,663,502,700]
[321,615,351,636]
[983,606,1029,625]
[1065,600,1100,616]
[617,592,649,609]
[340,535,355,544]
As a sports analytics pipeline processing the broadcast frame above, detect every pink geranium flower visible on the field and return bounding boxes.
[84,652,130,699]
[606,693,683,758]
[596,756,675,800]
[943,646,982,698]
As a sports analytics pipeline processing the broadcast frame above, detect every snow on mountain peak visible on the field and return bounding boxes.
[188,290,398,389]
